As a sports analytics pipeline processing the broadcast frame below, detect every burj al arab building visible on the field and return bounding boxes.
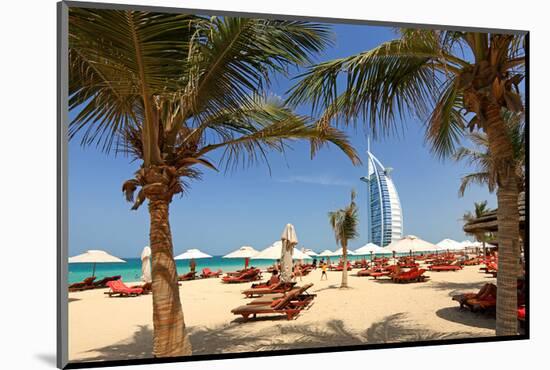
[360,149,403,247]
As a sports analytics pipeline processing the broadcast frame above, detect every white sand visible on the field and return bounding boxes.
[68,265,498,362]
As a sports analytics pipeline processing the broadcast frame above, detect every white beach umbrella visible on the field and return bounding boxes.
[436,239,462,251]
[140,246,152,283]
[354,243,389,255]
[333,247,356,256]
[318,249,338,257]
[174,248,212,260]
[303,248,319,257]
[471,241,497,249]
[223,245,259,268]
[253,241,312,260]
[461,240,475,248]
[387,235,438,254]
[280,224,298,282]
[68,249,126,277]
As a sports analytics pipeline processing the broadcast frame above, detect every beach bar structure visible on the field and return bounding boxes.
[463,192,526,243]
[360,146,403,247]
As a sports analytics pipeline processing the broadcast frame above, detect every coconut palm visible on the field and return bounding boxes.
[455,112,525,196]
[328,190,359,288]
[69,9,360,357]
[289,30,525,335]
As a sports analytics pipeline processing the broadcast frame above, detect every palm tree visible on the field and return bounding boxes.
[454,112,525,196]
[328,190,359,288]
[463,201,493,257]
[69,9,360,357]
[289,30,525,335]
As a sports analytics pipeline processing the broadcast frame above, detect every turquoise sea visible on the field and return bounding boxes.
[69,256,276,283]
[67,254,376,283]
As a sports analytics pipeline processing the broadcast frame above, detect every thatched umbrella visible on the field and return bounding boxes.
[280,224,298,283]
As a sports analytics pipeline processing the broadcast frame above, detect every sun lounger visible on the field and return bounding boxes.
[452,283,497,312]
[68,276,97,292]
[242,281,296,298]
[105,280,143,297]
[178,271,196,281]
[222,268,262,283]
[131,282,152,294]
[428,264,462,272]
[92,275,121,288]
[518,306,526,322]
[231,289,305,321]
[392,268,429,283]
[200,268,222,278]
[247,283,316,306]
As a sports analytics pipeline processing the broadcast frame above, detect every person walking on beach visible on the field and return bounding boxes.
[320,262,328,280]
[294,263,303,282]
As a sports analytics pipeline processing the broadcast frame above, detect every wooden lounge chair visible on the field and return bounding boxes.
[131,282,152,294]
[92,275,121,288]
[222,268,261,283]
[246,283,315,306]
[454,283,497,312]
[105,280,143,297]
[231,290,305,321]
[178,271,196,281]
[428,264,462,272]
[68,276,97,292]
[518,306,526,322]
[200,268,222,278]
[242,281,296,298]
[392,268,429,283]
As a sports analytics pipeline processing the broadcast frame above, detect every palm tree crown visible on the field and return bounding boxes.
[454,112,525,196]
[328,190,359,246]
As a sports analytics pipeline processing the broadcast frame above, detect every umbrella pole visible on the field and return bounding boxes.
[92,262,96,278]
[245,257,249,269]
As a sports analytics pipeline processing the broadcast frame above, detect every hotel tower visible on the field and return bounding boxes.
[360,146,403,247]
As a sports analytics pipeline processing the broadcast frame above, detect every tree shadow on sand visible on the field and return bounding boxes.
[435,307,496,330]
[187,319,364,354]
[75,325,154,363]
[73,313,488,361]
[364,313,478,343]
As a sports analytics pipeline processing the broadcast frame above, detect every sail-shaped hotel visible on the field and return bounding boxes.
[360,148,403,247]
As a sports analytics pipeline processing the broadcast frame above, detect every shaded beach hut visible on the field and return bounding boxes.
[69,249,126,278]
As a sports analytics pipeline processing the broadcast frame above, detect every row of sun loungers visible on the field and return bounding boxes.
[231,283,315,321]
[68,275,122,292]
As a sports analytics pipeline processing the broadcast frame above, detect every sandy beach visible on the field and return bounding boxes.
[68,265,498,362]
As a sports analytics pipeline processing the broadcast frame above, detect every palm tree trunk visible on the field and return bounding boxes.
[484,103,521,336]
[341,241,348,288]
[148,198,192,357]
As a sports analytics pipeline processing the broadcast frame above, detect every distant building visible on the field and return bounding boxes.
[360,149,403,247]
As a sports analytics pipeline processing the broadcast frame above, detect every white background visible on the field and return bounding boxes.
[0,0,547,369]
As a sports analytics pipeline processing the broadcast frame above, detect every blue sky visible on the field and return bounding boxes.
[68,23,497,258]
